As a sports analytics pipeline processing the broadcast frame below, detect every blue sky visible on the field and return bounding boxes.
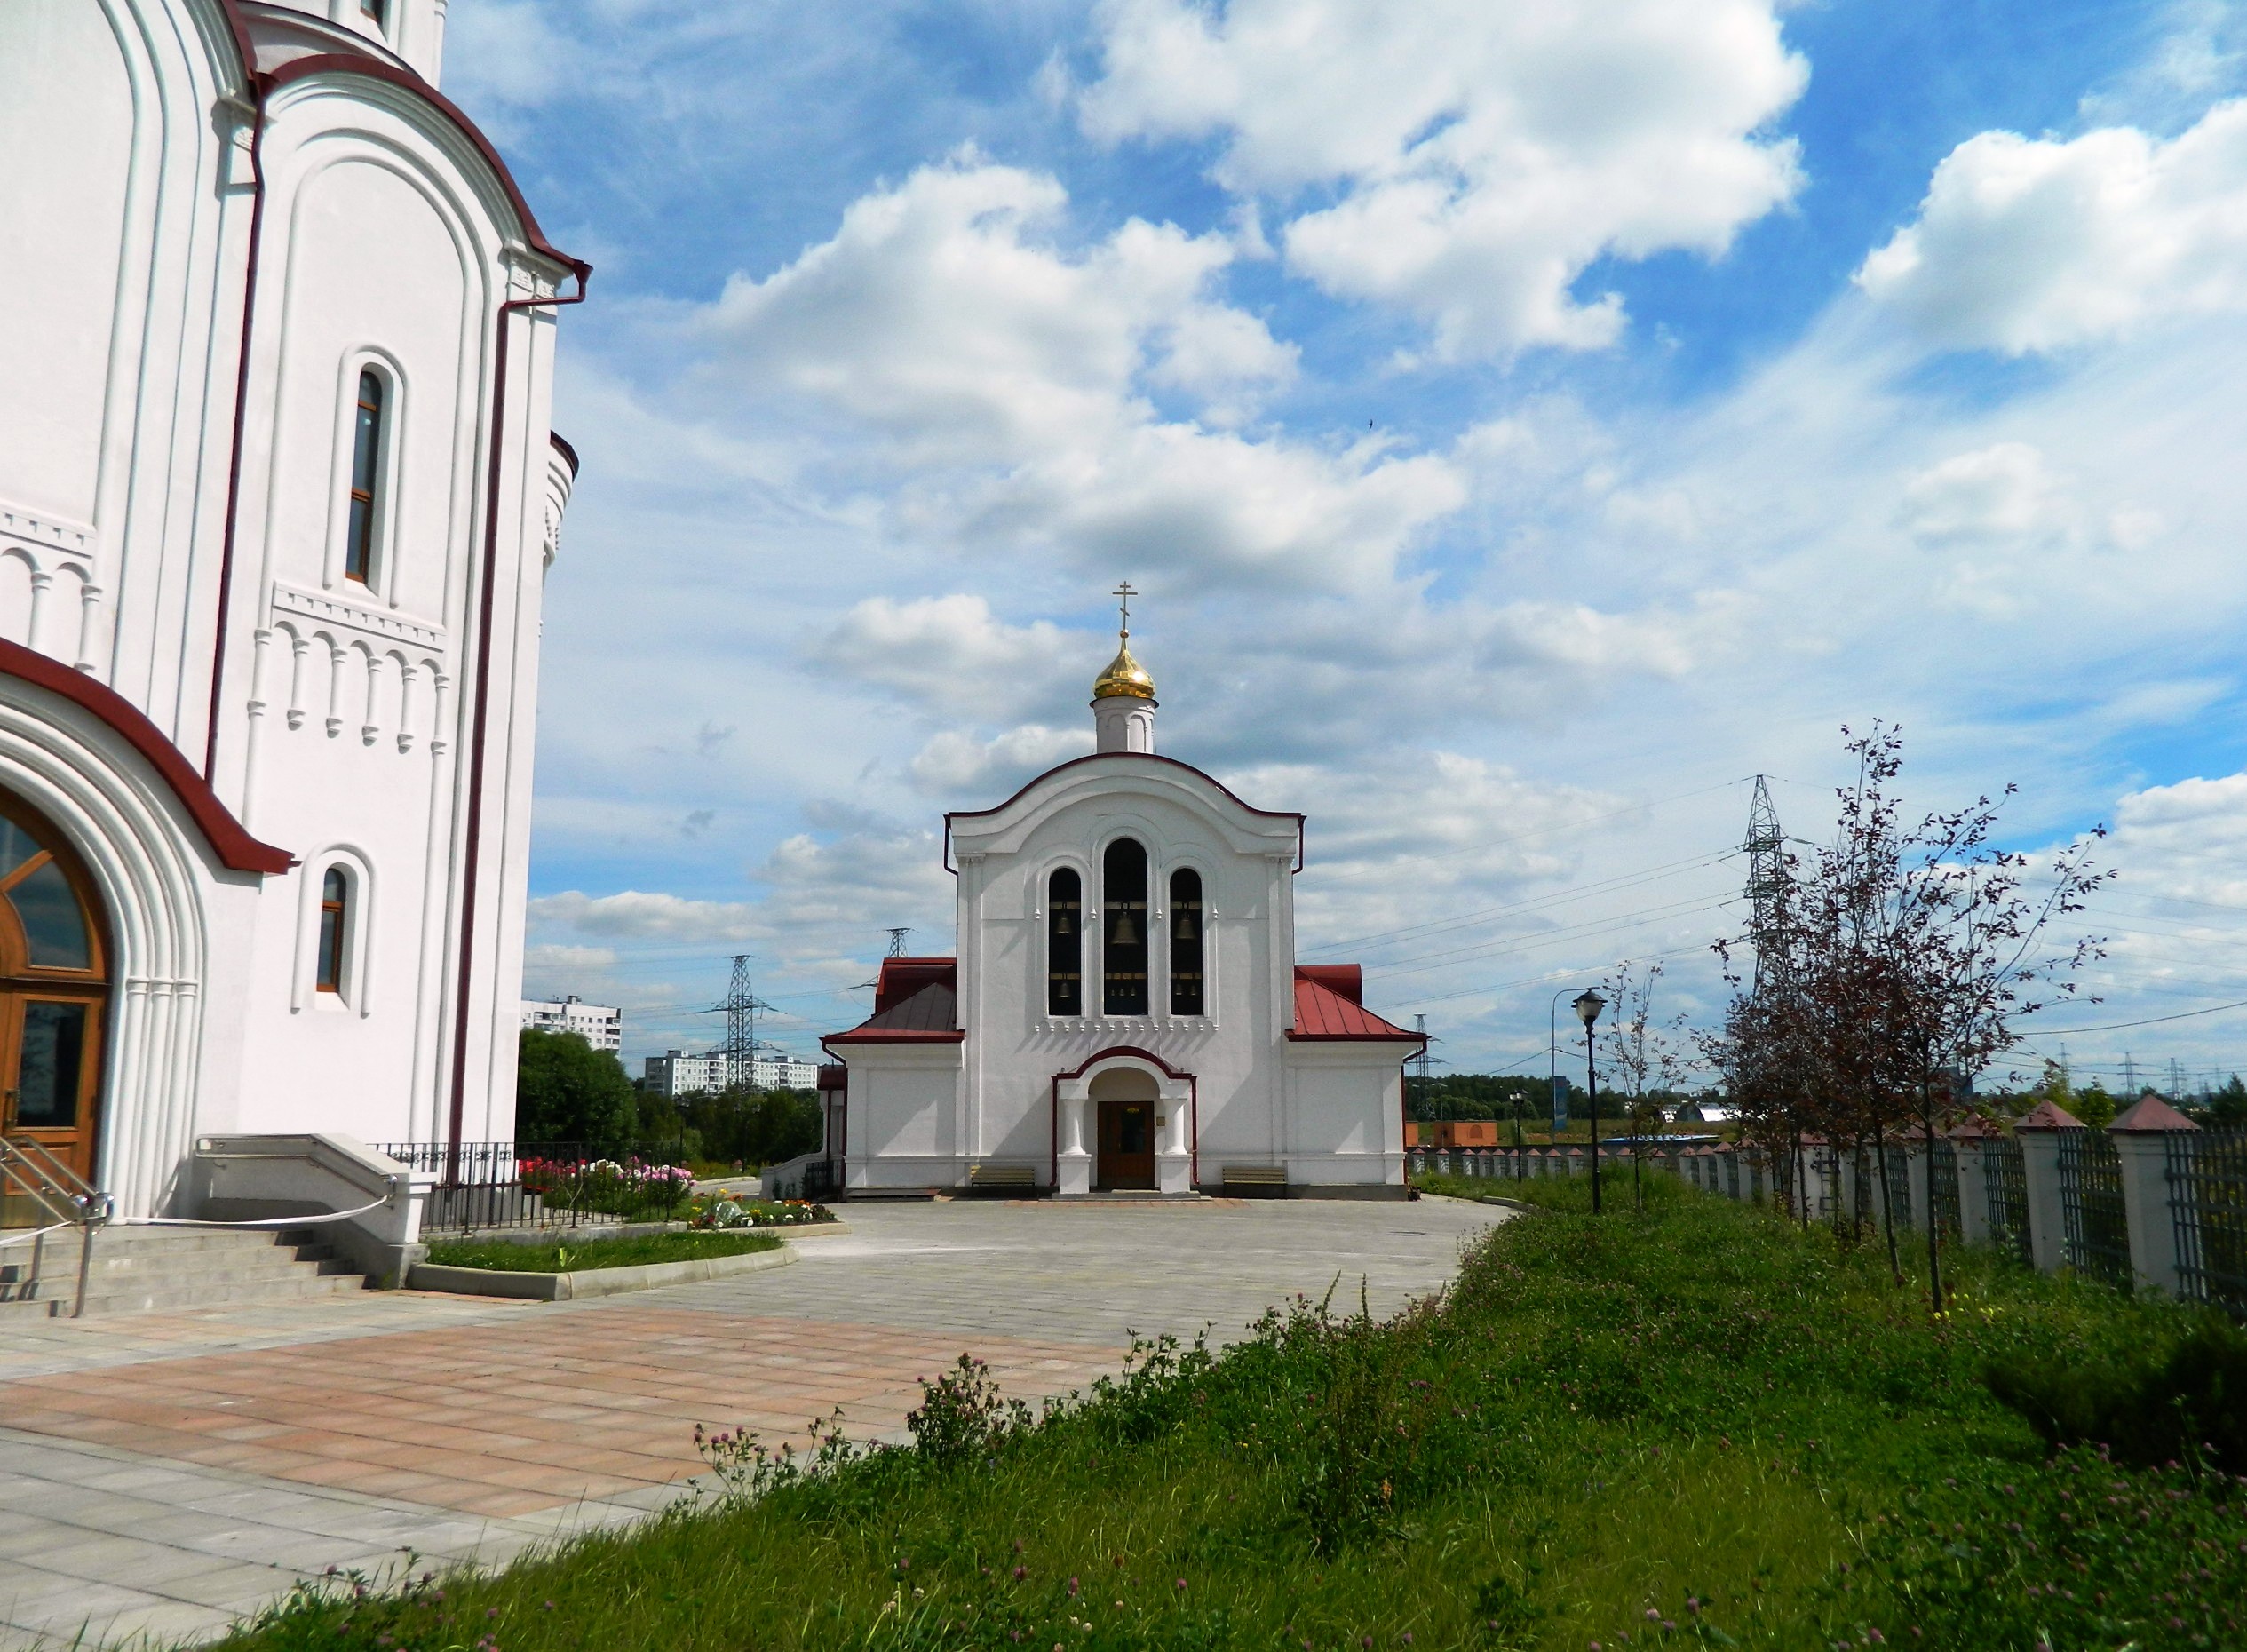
[444,0,2247,1092]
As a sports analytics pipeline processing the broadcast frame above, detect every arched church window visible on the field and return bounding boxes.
[0,790,110,1202]
[1101,838,1148,1016]
[1169,867,1203,1016]
[1046,867,1082,1016]
[317,868,348,994]
[345,369,385,584]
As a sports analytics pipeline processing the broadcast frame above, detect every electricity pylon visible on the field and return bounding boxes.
[1743,774,1791,989]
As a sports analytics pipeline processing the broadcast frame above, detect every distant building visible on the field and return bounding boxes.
[643,1049,820,1097]
[521,997,622,1052]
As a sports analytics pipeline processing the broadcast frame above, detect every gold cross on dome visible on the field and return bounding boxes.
[1113,580,1137,636]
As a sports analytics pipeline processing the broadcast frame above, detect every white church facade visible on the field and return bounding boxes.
[824,619,1423,1199]
[0,0,580,1216]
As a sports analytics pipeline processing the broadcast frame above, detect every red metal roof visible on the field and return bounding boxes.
[2013,1099,2084,1131]
[1290,967,1421,1042]
[825,980,963,1046]
[873,957,957,1014]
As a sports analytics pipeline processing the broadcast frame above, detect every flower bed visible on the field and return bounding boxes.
[690,1195,836,1230]
[519,1156,698,1222]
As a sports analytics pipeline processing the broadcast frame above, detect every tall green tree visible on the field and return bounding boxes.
[515,1029,638,1154]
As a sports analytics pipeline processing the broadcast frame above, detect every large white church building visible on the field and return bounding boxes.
[824,618,1423,1199]
[1,0,580,1215]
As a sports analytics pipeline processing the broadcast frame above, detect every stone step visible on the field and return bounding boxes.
[0,1226,370,1318]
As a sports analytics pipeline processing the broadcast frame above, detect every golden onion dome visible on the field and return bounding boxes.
[1092,635,1155,702]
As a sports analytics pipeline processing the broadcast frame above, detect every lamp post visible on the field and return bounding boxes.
[1575,989,1606,1213]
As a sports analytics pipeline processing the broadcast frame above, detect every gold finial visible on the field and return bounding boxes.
[1092,580,1155,702]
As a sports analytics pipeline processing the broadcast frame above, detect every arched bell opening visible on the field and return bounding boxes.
[0,786,112,1216]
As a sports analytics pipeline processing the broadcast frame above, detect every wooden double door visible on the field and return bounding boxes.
[1095,1100,1155,1190]
[0,793,109,1224]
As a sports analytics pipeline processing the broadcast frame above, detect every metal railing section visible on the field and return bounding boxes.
[2057,1126,2132,1290]
[0,1136,113,1317]
[374,1141,704,1232]
[1930,1140,1961,1238]
[2168,1127,2247,1322]
[1984,1135,2031,1264]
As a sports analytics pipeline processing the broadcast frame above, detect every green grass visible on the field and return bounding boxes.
[420,1231,781,1273]
[219,1187,2246,1651]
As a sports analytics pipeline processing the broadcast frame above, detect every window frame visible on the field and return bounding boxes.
[316,868,347,994]
[1100,837,1150,1018]
[1044,864,1084,1018]
[330,353,404,597]
[1166,864,1206,1018]
[296,850,377,1015]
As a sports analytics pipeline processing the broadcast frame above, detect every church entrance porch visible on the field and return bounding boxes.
[1095,1099,1155,1190]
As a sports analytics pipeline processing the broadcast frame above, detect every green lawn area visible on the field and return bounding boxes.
[221,1179,2243,1650]
[420,1230,781,1273]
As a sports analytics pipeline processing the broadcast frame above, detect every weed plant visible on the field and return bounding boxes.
[213,1187,2245,1651]
[421,1231,781,1273]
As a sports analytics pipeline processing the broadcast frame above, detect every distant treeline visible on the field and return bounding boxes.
[1407,1073,1713,1124]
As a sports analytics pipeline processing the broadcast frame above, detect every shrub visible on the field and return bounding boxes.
[514,1029,637,1153]
[1984,1318,2247,1473]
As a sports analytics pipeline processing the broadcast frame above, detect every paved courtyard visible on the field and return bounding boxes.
[0,1195,1501,1649]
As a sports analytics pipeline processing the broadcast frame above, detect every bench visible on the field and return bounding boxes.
[1220,1164,1287,1197]
[966,1164,1038,1192]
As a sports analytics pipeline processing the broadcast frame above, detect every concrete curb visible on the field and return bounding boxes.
[409,1243,797,1301]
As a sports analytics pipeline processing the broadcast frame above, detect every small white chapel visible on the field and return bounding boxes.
[824,598,1423,1198]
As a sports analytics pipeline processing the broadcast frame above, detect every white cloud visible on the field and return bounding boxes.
[815,595,1084,716]
[909,724,1095,795]
[1857,99,2247,353]
[686,157,1463,589]
[1900,442,2075,544]
[523,942,620,975]
[527,891,765,942]
[1080,0,1806,356]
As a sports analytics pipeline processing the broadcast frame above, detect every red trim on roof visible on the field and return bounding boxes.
[1290,967,1421,1042]
[0,640,292,875]
[259,54,592,282]
[1053,1044,1195,1082]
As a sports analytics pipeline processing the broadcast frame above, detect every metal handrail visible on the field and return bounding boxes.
[1,1136,113,1317]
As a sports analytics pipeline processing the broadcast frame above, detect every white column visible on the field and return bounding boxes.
[1953,1137,1990,1246]
[1057,1083,1092,1196]
[1157,1083,1191,1195]
[2110,1105,2199,1298]
[2016,1125,2071,1274]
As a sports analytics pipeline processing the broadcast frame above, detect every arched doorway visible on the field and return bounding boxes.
[1090,1065,1158,1190]
[0,788,109,1210]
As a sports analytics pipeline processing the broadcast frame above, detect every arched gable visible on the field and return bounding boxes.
[947,753,1303,869]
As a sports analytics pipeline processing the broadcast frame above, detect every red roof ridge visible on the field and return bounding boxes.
[2110,1093,2200,1133]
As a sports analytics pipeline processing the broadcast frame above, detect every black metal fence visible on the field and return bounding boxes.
[2168,1127,2247,1321]
[1882,1144,1913,1235]
[1984,1135,2032,1264]
[377,1141,701,1232]
[1930,1140,1960,1237]
[2057,1127,2132,1289]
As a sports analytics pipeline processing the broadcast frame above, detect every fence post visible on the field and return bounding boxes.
[1951,1127,1991,1246]
[2014,1100,2080,1274]
[2108,1095,2200,1298]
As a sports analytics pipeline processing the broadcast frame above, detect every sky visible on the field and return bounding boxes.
[449,0,2247,1094]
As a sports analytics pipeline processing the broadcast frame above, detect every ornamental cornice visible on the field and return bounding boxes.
[270,583,446,654]
[0,498,97,567]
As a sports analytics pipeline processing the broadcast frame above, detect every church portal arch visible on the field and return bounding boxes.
[0,785,112,1208]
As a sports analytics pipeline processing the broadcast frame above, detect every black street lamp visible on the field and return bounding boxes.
[1575,989,1606,1213]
